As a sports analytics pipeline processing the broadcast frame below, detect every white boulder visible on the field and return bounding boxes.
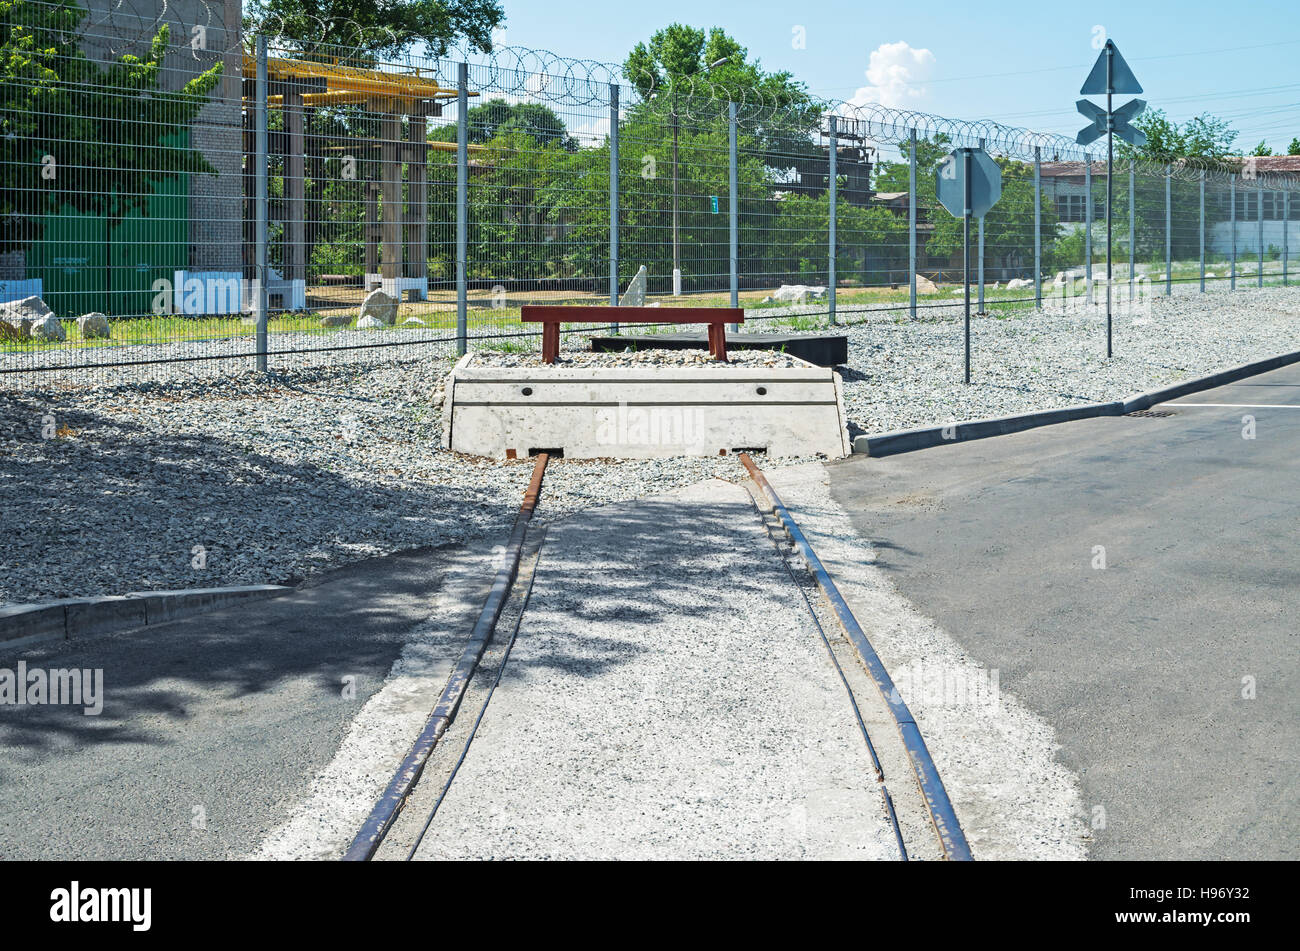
[76,312,111,339]
[358,289,398,326]
[773,284,828,303]
[357,314,387,330]
[30,313,66,342]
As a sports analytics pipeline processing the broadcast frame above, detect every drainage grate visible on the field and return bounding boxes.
[1127,410,1176,418]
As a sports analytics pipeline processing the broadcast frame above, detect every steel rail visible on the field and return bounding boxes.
[738,453,974,861]
[342,453,550,861]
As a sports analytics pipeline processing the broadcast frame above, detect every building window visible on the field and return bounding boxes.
[1056,195,1086,222]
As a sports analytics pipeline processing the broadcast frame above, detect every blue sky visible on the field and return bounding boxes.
[495,0,1300,153]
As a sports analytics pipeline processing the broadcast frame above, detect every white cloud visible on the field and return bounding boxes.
[850,41,935,109]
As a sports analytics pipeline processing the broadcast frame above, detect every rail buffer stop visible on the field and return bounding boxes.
[522,306,744,363]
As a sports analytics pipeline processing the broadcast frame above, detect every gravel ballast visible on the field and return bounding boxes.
[3,287,1297,605]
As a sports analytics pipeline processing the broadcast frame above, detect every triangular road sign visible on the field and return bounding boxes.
[1080,40,1142,95]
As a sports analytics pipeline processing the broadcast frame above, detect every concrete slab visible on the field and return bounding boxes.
[591,331,849,367]
[443,357,850,459]
[405,478,898,860]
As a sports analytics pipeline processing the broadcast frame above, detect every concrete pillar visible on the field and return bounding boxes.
[379,103,403,295]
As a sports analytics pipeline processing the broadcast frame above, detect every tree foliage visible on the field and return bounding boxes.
[244,0,503,59]
[1119,108,1240,171]
[1,0,222,252]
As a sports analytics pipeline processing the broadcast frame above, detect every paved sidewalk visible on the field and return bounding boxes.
[408,479,898,860]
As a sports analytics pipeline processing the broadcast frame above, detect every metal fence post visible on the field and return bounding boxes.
[910,129,918,317]
[1199,171,1206,293]
[609,83,620,326]
[254,36,269,372]
[1170,164,1180,294]
[828,115,837,325]
[1031,146,1041,308]
[1286,190,1291,286]
[1128,160,1135,301]
[456,63,469,356]
[1085,156,1093,303]
[1258,181,1265,288]
[729,101,739,329]
[1230,178,1237,290]
[977,138,985,313]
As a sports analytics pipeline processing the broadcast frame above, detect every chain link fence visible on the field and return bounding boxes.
[4,2,1299,387]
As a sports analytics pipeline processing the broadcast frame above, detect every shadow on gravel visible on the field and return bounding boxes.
[491,493,788,682]
[0,391,524,601]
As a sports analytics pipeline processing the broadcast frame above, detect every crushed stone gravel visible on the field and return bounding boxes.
[3,286,1296,604]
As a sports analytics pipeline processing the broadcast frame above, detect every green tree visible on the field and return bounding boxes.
[1288,138,1300,156]
[1119,108,1240,171]
[622,24,820,167]
[1250,140,1272,156]
[244,0,503,59]
[1,0,222,252]
[430,98,575,150]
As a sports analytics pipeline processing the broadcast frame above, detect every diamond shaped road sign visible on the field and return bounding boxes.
[1080,40,1142,95]
[1077,97,1148,147]
[935,147,1002,219]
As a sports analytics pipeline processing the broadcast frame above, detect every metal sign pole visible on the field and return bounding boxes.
[964,149,972,385]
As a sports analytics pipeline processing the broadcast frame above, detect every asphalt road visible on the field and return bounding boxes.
[827,363,1300,860]
[0,545,482,860]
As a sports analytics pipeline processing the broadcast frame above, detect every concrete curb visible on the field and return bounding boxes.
[852,347,1300,457]
[0,585,291,652]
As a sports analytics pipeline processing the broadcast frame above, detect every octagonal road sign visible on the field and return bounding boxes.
[935,147,1002,219]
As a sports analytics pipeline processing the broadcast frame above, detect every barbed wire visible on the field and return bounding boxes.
[18,0,1300,191]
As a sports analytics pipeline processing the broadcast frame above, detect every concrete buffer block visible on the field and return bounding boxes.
[442,355,851,460]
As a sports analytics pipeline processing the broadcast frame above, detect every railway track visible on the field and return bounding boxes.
[344,452,972,862]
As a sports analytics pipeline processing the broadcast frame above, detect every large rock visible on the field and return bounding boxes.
[915,275,939,294]
[357,314,387,330]
[358,289,398,326]
[7,295,53,321]
[773,284,828,303]
[1006,277,1033,290]
[619,265,648,306]
[319,313,351,328]
[29,313,66,342]
[76,312,111,339]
